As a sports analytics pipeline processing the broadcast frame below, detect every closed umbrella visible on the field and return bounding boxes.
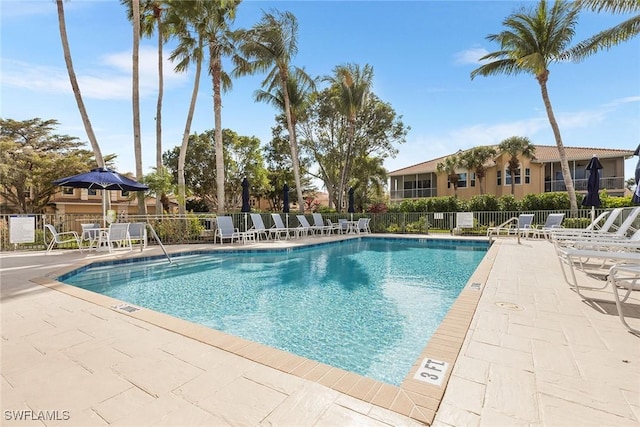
[283,183,290,228]
[241,177,250,232]
[347,187,355,221]
[581,155,602,222]
[633,145,640,204]
[53,167,149,226]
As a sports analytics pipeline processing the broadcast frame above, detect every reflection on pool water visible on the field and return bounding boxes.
[60,237,488,385]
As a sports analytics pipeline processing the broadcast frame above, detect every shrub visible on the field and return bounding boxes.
[498,195,520,211]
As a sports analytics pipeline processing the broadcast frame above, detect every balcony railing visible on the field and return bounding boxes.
[545,176,625,192]
[390,188,437,200]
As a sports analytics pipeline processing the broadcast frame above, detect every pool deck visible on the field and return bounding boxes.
[1,235,639,426]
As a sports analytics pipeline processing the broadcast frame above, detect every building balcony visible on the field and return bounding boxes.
[390,188,437,200]
[544,176,625,193]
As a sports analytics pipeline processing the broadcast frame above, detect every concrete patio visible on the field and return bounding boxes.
[1,236,639,426]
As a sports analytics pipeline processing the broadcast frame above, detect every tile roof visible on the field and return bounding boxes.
[388,145,635,176]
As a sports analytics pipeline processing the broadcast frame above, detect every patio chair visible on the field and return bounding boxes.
[249,213,271,241]
[487,214,534,238]
[128,222,147,248]
[312,213,332,235]
[214,216,242,245]
[271,213,305,239]
[326,219,344,234]
[80,222,101,249]
[551,207,640,242]
[98,223,132,252]
[357,218,371,234]
[528,213,565,239]
[44,224,83,254]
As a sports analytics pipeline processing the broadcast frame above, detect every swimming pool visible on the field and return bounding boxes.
[60,237,488,385]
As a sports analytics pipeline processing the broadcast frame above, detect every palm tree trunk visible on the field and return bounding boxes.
[211,43,225,214]
[281,75,304,214]
[56,0,105,168]
[177,42,203,216]
[155,11,164,215]
[132,0,146,215]
[538,76,578,215]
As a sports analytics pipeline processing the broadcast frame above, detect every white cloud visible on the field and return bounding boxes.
[453,47,490,66]
[1,45,189,100]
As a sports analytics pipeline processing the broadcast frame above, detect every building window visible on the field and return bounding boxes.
[497,171,502,186]
[457,172,467,188]
[525,168,530,184]
[121,190,129,197]
[62,187,74,195]
[505,168,521,185]
[470,173,476,187]
[23,187,31,198]
[89,188,97,196]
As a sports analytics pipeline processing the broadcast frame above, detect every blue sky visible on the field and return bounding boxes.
[2,0,639,184]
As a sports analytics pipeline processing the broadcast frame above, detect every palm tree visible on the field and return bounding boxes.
[458,146,497,195]
[234,10,307,213]
[165,1,204,215]
[566,0,640,60]
[436,155,461,197]
[122,0,169,214]
[324,63,373,211]
[471,0,580,215]
[202,0,240,214]
[131,0,146,214]
[498,136,536,196]
[55,0,105,168]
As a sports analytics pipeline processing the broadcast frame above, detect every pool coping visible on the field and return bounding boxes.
[31,235,499,425]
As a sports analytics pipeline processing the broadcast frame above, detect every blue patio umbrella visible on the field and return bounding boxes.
[241,177,250,232]
[53,167,149,226]
[347,187,355,220]
[633,145,640,204]
[581,155,602,221]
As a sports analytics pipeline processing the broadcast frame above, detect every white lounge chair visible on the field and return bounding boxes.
[326,219,344,234]
[487,214,534,237]
[296,215,322,235]
[44,224,82,254]
[551,207,640,242]
[606,263,640,336]
[271,213,305,239]
[249,213,271,241]
[528,213,565,239]
[128,222,147,248]
[312,213,332,235]
[215,216,242,245]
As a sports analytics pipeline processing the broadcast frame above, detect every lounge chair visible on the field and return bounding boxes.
[296,215,322,235]
[487,214,534,237]
[312,213,332,235]
[528,213,565,239]
[326,219,344,234]
[606,263,640,336]
[44,224,83,254]
[128,222,147,248]
[551,207,640,242]
[271,213,305,239]
[249,213,271,241]
[214,216,242,245]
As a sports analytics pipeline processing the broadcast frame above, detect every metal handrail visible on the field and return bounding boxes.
[144,223,172,264]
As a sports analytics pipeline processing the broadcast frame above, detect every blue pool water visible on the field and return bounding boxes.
[60,238,488,385]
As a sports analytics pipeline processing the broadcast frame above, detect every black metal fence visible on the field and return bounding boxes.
[0,208,628,252]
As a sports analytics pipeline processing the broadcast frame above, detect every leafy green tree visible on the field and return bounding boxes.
[142,166,175,213]
[0,118,106,213]
[567,0,639,60]
[458,146,497,195]
[299,89,407,211]
[471,0,581,214]
[234,10,308,213]
[498,136,536,195]
[436,155,461,197]
[55,0,105,168]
